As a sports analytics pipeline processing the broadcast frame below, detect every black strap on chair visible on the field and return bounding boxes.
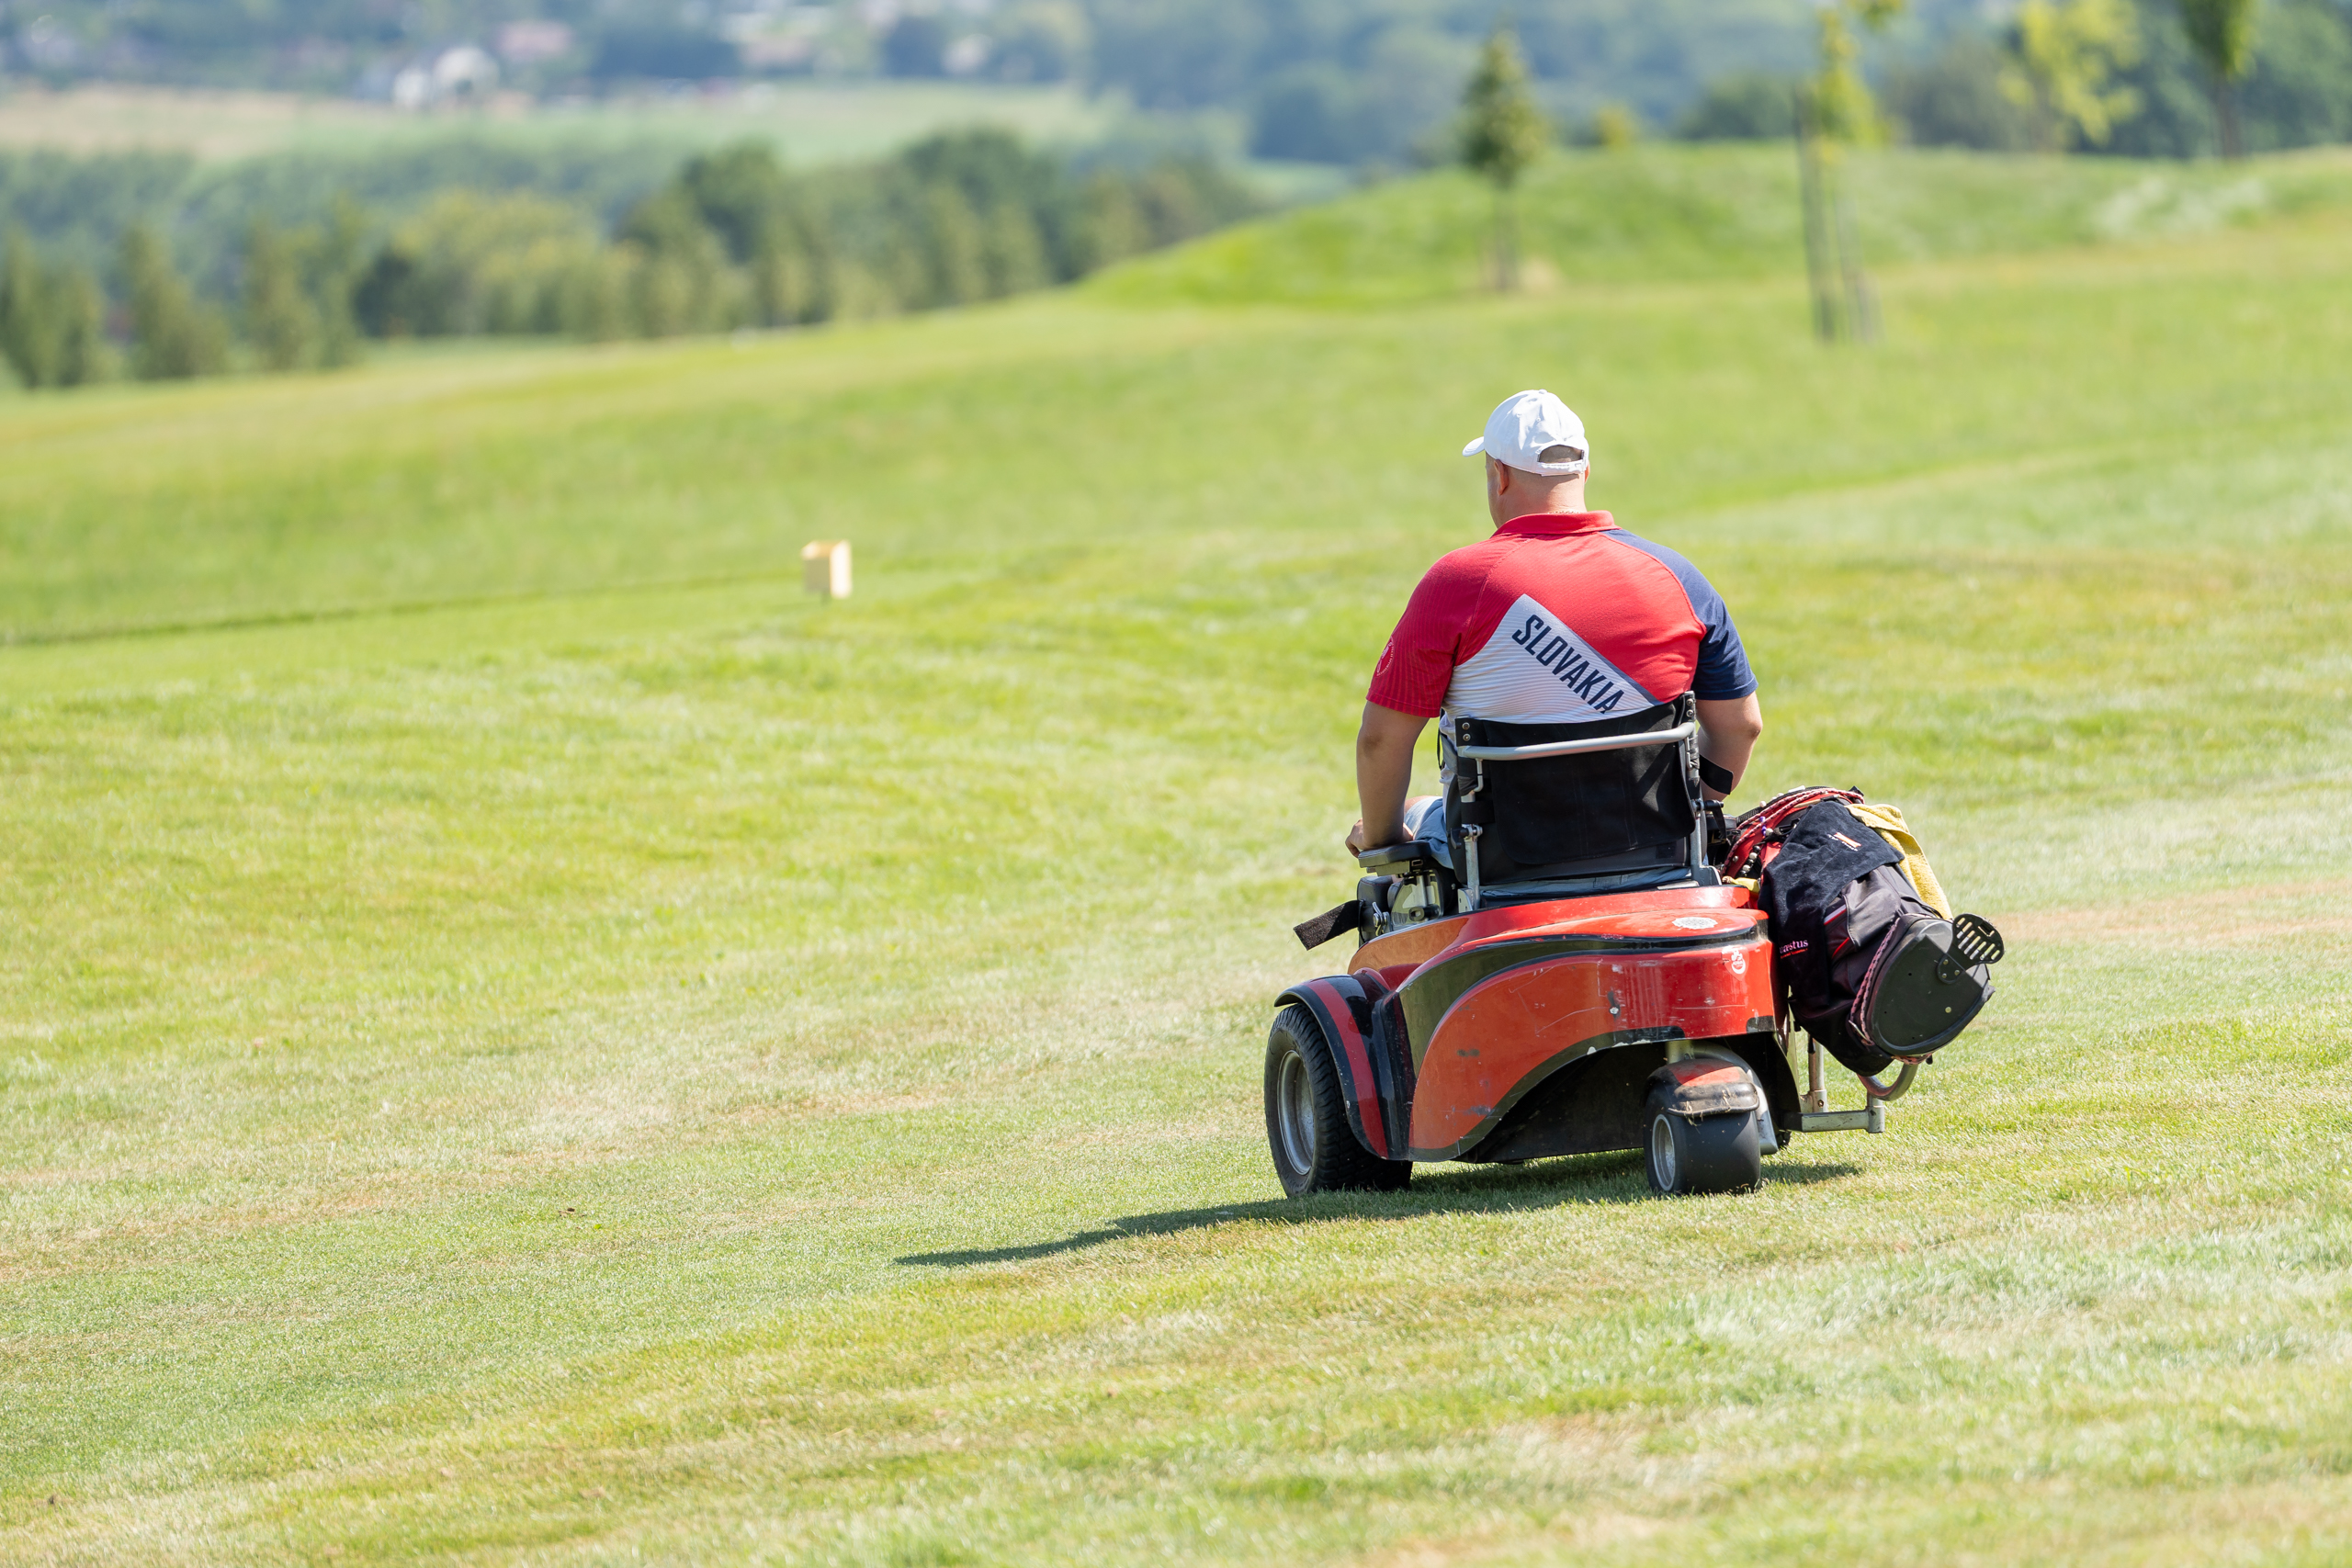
[1293,900,1363,951]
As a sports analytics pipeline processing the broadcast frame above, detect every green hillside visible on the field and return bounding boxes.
[4,156,2351,1563]
[1097,142,2352,305]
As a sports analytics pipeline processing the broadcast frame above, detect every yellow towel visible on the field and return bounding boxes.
[1847,802,1953,918]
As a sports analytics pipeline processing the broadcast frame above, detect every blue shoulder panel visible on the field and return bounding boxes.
[1603,529,1758,700]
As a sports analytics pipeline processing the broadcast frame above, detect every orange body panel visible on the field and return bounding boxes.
[1448,884,1757,940]
[1351,916,1470,974]
[1352,886,1758,977]
[1396,898,1776,1158]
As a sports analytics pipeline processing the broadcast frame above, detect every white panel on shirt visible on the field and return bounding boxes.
[1444,593,1658,724]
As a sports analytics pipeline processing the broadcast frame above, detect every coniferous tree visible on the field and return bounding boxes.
[1068,173,1145,276]
[0,231,62,389]
[616,185,740,336]
[795,234,843,325]
[558,251,635,342]
[676,143,795,265]
[628,252,696,338]
[122,222,229,380]
[919,184,988,307]
[52,266,111,387]
[980,204,1049,298]
[312,198,368,368]
[1131,162,1206,248]
[0,231,111,389]
[244,217,319,372]
[748,233,801,327]
[1458,25,1550,290]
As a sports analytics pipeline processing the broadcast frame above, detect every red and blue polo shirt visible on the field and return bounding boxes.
[1366,512,1756,723]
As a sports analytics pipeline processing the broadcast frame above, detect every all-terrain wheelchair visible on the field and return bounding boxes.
[1270,695,2000,1197]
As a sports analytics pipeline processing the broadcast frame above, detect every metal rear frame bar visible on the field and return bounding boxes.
[1453,721,1697,762]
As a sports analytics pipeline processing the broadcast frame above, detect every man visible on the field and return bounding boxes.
[1345,389,1764,866]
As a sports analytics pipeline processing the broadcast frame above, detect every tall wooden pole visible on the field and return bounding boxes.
[1796,87,1840,344]
[1835,186,1879,344]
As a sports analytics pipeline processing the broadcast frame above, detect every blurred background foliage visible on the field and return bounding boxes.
[4,0,2347,161]
[0,131,1254,383]
[2,0,2349,389]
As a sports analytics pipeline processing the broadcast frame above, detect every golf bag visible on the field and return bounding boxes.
[1742,792,2004,1077]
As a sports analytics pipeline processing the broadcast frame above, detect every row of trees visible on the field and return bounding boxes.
[8,0,1871,161]
[1685,0,2327,159]
[0,222,244,387]
[1913,0,2263,157]
[348,133,1250,343]
[1785,0,2267,340]
[0,132,1257,390]
[1093,0,2327,164]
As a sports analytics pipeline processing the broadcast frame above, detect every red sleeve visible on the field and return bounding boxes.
[1365,547,1491,717]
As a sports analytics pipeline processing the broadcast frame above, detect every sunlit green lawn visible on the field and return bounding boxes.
[1098,141,2352,305]
[4,158,2350,1565]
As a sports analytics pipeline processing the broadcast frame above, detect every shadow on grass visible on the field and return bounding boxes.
[899,1151,1861,1269]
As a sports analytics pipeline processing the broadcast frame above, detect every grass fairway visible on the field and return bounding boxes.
[5,151,2352,1564]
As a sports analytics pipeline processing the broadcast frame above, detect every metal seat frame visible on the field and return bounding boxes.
[1442,692,1715,911]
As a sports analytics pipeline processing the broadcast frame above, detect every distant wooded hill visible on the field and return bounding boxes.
[0,129,1260,389]
[0,2,1996,148]
[6,0,2349,164]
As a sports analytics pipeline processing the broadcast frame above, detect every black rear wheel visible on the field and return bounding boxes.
[1264,1006,1411,1198]
[1643,1080,1762,1197]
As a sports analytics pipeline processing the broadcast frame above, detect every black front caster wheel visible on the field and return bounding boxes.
[1644,1080,1762,1196]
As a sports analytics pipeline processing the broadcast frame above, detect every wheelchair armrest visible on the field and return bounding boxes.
[1356,841,1435,871]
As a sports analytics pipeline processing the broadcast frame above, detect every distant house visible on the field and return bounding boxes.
[943,34,989,75]
[727,5,830,72]
[390,45,501,110]
[434,46,500,99]
[390,63,433,108]
[15,17,85,72]
[496,21,576,67]
[738,32,819,70]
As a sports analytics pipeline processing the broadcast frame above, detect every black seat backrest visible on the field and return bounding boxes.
[1447,697,1699,885]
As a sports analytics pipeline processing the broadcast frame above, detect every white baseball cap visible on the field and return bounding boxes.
[1461,389,1589,477]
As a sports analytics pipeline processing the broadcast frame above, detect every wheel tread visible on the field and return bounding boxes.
[1265,1006,1410,1197]
[1643,1079,1762,1196]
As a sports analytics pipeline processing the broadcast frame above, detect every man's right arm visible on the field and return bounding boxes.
[1685,566,1760,799]
[1695,693,1763,799]
[1346,702,1430,855]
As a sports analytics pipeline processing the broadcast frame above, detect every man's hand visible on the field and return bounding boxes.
[1348,798,1442,857]
[1354,702,1430,854]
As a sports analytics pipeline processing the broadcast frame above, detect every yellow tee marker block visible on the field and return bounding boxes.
[801,540,852,600]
